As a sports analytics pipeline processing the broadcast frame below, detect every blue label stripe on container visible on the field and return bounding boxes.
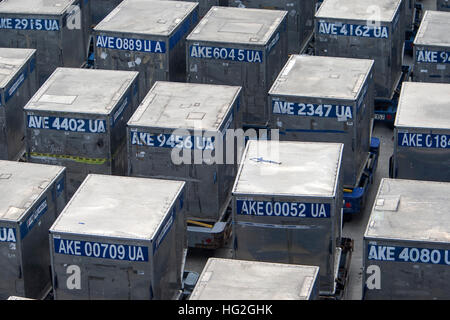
[20,198,48,239]
[189,45,263,63]
[111,92,131,127]
[153,208,176,255]
[27,115,107,134]
[398,132,450,149]
[236,199,331,218]
[54,238,149,262]
[0,227,17,243]
[5,68,28,103]
[272,100,353,119]
[416,50,450,64]
[0,17,60,31]
[192,7,198,25]
[130,131,216,150]
[317,21,389,39]
[169,16,191,50]
[367,244,450,266]
[267,32,280,53]
[30,57,36,74]
[95,35,166,53]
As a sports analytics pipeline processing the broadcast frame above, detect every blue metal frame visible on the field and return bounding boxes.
[343,137,380,215]
[404,2,423,56]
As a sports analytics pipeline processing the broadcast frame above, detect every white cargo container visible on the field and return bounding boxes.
[24,68,139,197]
[186,6,288,126]
[0,160,66,299]
[127,81,241,225]
[0,0,91,85]
[363,178,450,299]
[49,174,186,300]
[93,0,199,100]
[393,81,450,182]
[232,140,344,295]
[189,258,320,300]
[269,54,374,188]
[0,48,37,160]
[315,0,404,99]
[413,10,450,83]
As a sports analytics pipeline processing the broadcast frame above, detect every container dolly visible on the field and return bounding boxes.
[342,137,380,219]
[319,237,354,300]
[373,65,411,124]
[81,34,95,69]
[404,2,424,56]
[186,196,233,250]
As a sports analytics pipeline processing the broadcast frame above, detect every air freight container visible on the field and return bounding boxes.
[49,174,186,300]
[269,55,374,188]
[24,68,139,197]
[189,258,320,300]
[127,81,241,223]
[0,48,37,160]
[90,0,122,24]
[0,160,66,299]
[227,0,316,54]
[413,10,450,83]
[0,0,91,85]
[363,178,450,299]
[232,140,344,295]
[186,6,288,126]
[315,0,404,99]
[94,0,199,100]
[393,81,450,182]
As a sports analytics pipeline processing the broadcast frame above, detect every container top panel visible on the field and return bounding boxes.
[365,178,450,244]
[316,0,401,23]
[189,258,320,300]
[269,55,373,101]
[24,68,139,115]
[0,160,65,222]
[128,82,240,131]
[94,0,198,36]
[0,0,76,15]
[187,6,287,46]
[232,140,343,198]
[0,47,35,89]
[395,82,450,130]
[50,174,185,240]
[414,10,450,47]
